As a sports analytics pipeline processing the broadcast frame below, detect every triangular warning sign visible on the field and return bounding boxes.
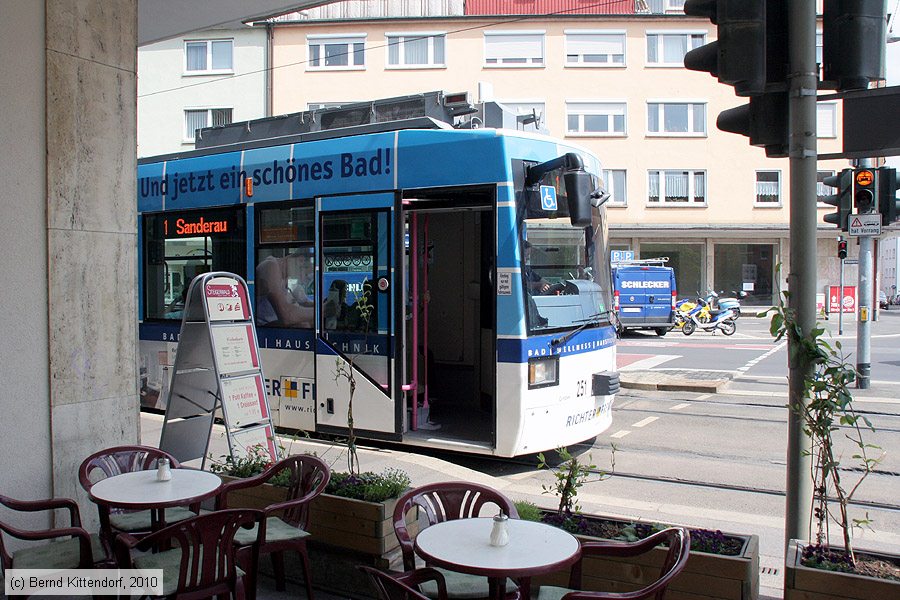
[851,217,863,227]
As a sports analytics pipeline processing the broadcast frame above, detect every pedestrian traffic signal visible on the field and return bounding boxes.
[853,168,876,213]
[879,167,899,226]
[823,0,886,92]
[838,239,848,260]
[822,169,853,230]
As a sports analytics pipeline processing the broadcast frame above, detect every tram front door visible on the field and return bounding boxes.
[314,194,400,439]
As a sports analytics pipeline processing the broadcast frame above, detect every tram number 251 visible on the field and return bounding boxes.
[576,379,588,397]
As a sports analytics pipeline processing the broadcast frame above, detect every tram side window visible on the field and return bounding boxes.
[256,205,315,329]
[320,212,386,335]
[143,207,245,320]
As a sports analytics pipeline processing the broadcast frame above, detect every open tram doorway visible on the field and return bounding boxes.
[403,189,496,450]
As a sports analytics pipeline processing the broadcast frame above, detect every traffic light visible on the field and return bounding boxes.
[717,92,788,158]
[879,167,899,226]
[684,0,788,155]
[838,239,848,260]
[683,0,767,96]
[822,169,853,230]
[853,168,876,213]
[823,0,886,92]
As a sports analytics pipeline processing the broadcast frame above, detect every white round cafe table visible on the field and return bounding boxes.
[414,518,580,600]
[88,468,222,510]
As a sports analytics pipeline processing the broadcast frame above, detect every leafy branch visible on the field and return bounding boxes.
[537,445,616,516]
[760,292,883,564]
[333,280,374,476]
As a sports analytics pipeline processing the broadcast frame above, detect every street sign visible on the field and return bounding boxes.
[843,258,859,265]
[847,213,882,237]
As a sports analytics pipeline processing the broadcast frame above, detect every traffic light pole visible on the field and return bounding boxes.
[856,159,876,389]
[784,0,816,554]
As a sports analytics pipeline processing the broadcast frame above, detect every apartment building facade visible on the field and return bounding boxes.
[137,26,268,157]
[260,0,850,305]
[134,0,856,306]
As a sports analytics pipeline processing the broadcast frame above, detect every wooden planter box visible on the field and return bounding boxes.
[531,516,759,600]
[219,475,415,598]
[784,539,900,600]
[219,475,413,561]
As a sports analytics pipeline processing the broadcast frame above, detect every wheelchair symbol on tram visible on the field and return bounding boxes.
[540,185,558,211]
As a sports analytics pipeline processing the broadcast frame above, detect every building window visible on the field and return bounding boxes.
[647,102,706,135]
[646,32,705,65]
[603,169,627,205]
[566,102,626,135]
[648,170,706,204]
[184,108,232,142]
[484,32,544,66]
[817,102,837,138]
[565,31,625,65]
[817,170,835,204]
[386,33,445,67]
[184,39,233,74]
[308,35,366,69]
[498,101,546,128]
[755,171,782,205]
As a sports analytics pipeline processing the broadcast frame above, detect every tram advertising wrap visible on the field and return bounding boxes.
[138,94,619,457]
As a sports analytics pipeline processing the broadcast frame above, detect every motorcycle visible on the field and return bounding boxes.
[682,300,737,336]
[674,297,710,327]
[705,290,746,319]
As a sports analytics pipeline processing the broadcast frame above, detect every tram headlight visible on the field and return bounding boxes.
[528,356,559,388]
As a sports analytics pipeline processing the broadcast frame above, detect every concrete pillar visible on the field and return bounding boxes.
[0,0,139,526]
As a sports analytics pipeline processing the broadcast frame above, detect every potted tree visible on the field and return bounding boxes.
[761,297,899,598]
[524,447,760,600]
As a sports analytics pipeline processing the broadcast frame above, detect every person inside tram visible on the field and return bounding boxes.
[256,251,315,328]
[323,279,349,330]
[523,240,550,327]
[524,241,551,295]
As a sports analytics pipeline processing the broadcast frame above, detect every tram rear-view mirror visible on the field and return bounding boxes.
[564,170,595,227]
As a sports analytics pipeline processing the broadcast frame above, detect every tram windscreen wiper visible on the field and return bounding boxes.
[550,311,614,347]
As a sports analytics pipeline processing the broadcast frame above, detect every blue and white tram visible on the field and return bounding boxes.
[137,92,619,457]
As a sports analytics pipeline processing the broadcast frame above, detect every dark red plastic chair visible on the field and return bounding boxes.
[537,527,691,600]
[217,454,330,600]
[360,566,449,600]
[393,482,520,599]
[1,493,113,597]
[114,508,263,599]
[79,445,197,547]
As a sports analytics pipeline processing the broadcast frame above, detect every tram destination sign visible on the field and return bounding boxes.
[848,213,882,237]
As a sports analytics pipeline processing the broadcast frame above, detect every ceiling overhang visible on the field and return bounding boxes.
[138,0,334,45]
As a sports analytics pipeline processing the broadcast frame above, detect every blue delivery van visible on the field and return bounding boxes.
[611,258,677,336]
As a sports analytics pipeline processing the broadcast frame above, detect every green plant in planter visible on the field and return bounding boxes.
[761,292,884,568]
[325,468,411,503]
[210,443,412,503]
[209,442,291,486]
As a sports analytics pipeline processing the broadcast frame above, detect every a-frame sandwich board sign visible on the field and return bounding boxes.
[159,272,279,468]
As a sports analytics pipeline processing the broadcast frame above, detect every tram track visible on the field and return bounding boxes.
[612,396,900,433]
[489,450,900,514]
